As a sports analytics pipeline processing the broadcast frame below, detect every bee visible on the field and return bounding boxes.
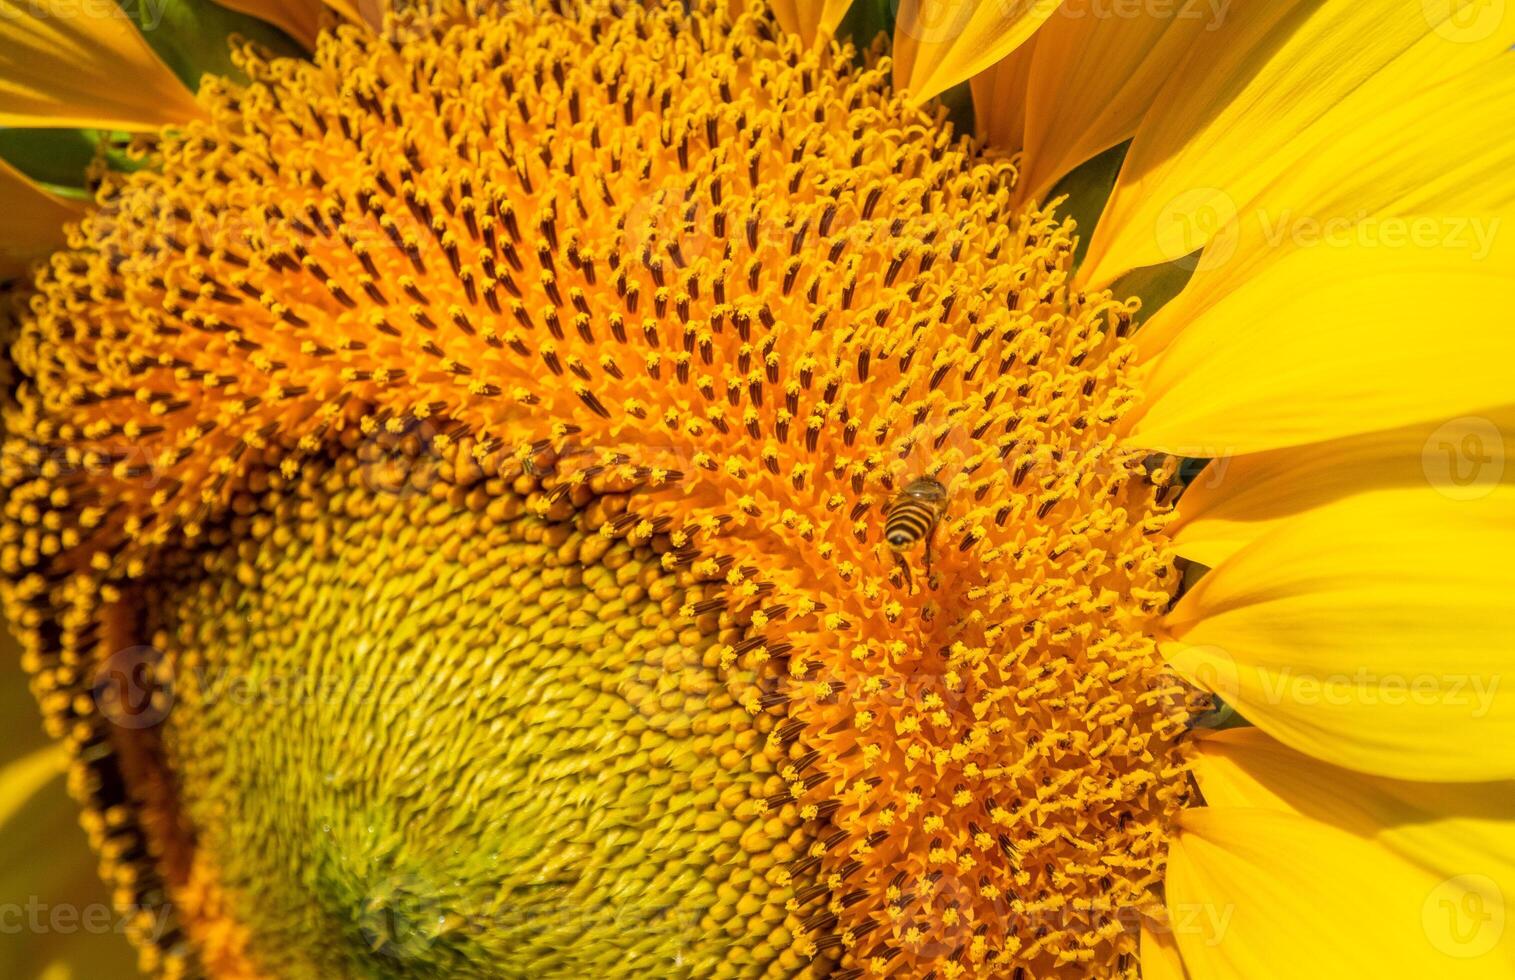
[885,476,949,578]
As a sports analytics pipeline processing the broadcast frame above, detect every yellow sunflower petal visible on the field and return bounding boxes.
[1171,410,1515,568]
[0,744,65,829]
[1077,0,1515,287]
[210,0,351,47]
[1124,237,1515,457]
[1135,53,1515,358]
[322,0,383,28]
[0,157,84,282]
[0,0,204,130]
[1140,917,1190,980]
[891,0,1057,105]
[1168,807,1512,977]
[772,0,853,46]
[968,30,1037,154]
[1164,490,1515,782]
[1012,5,1216,203]
[0,641,139,977]
[1194,729,1515,902]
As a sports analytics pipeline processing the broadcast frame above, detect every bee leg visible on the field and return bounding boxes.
[923,522,938,590]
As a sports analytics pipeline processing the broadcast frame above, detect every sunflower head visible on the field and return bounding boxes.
[4,0,1514,977]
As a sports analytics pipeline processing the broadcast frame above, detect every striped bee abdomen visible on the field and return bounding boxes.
[885,500,938,548]
[885,477,948,551]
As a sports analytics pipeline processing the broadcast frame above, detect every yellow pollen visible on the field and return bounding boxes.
[0,0,1199,976]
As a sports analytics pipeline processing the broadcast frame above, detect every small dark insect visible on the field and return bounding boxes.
[885,476,949,578]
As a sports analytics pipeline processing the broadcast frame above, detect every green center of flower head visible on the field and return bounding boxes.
[3,0,1200,976]
[151,460,819,977]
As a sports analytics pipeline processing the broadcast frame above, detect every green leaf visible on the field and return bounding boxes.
[1044,140,1205,320]
[835,0,974,138]
[116,0,305,90]
[0,129,149,194]
[836,0,896,54]
[1043,140,1128,273]
[1107,256,1198,323]
[0,129,98,190]
[935,81,975,139]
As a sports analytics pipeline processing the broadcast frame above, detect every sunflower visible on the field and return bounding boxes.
[1,0,1513,976]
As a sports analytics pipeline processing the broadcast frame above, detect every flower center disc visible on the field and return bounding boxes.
[2,0,1197,976]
